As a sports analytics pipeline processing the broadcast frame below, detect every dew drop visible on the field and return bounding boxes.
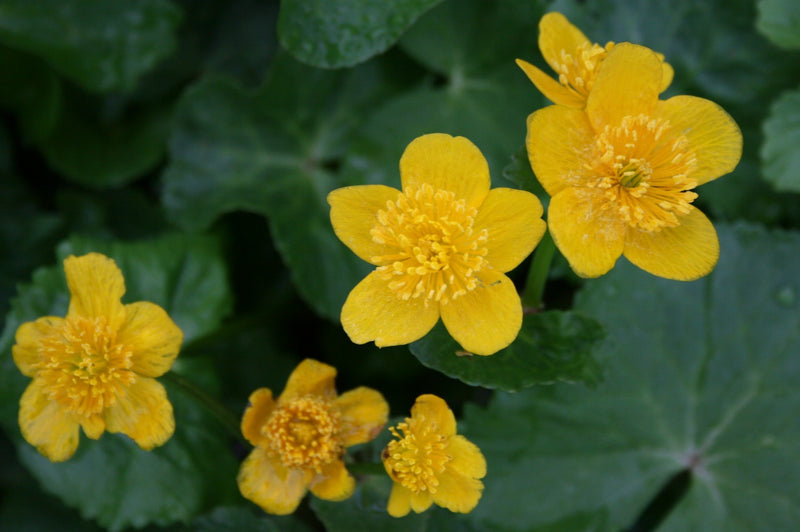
[774,285,796,307]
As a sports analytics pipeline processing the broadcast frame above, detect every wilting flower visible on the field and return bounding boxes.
[12,253,183,462]
[382,394,486,517]
[237,358,388,515]
[516,12,673,108]
[526,43,742,280]
[328,133,546,356]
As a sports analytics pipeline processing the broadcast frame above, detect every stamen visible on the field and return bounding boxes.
[382,421,451,494]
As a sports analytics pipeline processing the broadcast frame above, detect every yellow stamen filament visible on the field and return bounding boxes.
[264,396,343,472]
[585,114,698,232]
[36,316,135,417]
[554,41,615,98]
[383,421,451,494]
[369,184,490,305]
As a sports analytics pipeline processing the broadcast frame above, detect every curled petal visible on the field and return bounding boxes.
[241,388,276,447]
[387,482,414,517]
[335,387,389,447]
[13,316,65,377]
[408,394,456,438]
[237,447,310,515]
[516,59,585,107]
[309,459,355,501]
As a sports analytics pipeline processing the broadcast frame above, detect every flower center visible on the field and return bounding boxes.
[587,114,699,232]
[369,184,490,305]
[36,316,135,417]
[264,396,343,472]
[554,41,614,98]
[382,421,451,494]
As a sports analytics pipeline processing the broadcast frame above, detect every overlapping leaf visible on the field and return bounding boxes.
[761,86,800,192]
[757,0,800,49]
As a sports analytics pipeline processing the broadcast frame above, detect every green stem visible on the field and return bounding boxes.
[163,371,244,443]
[521,229,555,311]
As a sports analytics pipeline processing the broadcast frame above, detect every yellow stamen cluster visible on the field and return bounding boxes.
[264,396,343,472]
[586,114,698,232]
[554,41,615,97]
[370,184,489,305]
[36,316,135,417]
[382,421,451,494]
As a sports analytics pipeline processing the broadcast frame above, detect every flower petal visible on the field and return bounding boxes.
[117,302,183,378]
[334,387,389,447]
[538,12,591,74]
[586,43,662,131]
[80,415,105,440]
[623,207,719,281]
[474,188,546,272]
[309,459,355,501]
[410,490,434,514]
[526,105,595,196]
[387,482,414,517]
[328,185,402,264]
[409,394,456,438]
[64,253,126,328]
[431,468,484,514]
[241,388,275,447]
[547,188,626,278]
[515,59,586,108]
[656,95,742,186]
[660,61,674,92]
[104,377,174,450]
[281,358,337,401]
[341,270,440,348]
[12,316,64,377]
[439,271,522,356]
[237,447,310,515]
[446,434,487,480]
[399,134,490,208]
[19,380,80,462]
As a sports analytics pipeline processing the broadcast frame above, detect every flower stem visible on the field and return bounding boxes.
[163,371,244,443]
[521,229,555,311]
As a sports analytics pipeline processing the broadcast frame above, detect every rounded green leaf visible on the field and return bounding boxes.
[761,86,800,192]
[757,0,800,49]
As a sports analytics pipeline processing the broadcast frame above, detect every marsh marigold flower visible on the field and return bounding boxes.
[237,358,388,515]
[12,253,183,462]
[328,133,546,356]
[526,43,742,280]
[382,394,486,517]
[516,12,673,108]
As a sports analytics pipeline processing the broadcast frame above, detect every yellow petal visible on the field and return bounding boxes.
[237,447,310,515]
[387,482,414,517]
[334,387,389,447]
[446,434,487,480]
[64,253,126,329]
[409,394,456,437]
[538,12,591,73]
[117,302,183,378]
[656,95,742,186]
[281,358,337,401]
[660,61,674,92]
[431,468,484,514]
[328,185,402,264]
[526,105,595,196]
[474,188,546,272]
[515,58,586,108]
[241,388,275,447]
[12,316,64,377]
[19,380,80,462]
[623,207,719,281]
[399,134,490,208]
[547,188,625,278]
[104,377,174,450]
[309,459,355,501]
[80,415,105,440]
[341,270,440,348]
[439,271,522,356]
[585,43,662,131]
[410,490,434,513]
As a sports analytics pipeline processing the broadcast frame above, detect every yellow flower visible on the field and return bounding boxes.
[237,358,389,515]
[516,12,673,108]
[328,133,546,356]
[12,253,183,462]
[382,394,486,517]
[526,43,742,280]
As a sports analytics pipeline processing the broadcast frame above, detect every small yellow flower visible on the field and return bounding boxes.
[382,394,486,517]
[516,12,673,108]
[526,43,742,280]
[12,253,183,462]
[237,358,389,515]
[328,133,546,356]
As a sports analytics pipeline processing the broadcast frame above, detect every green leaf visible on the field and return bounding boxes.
[761,86,800,192]
[409,311,605,392]
[462,224,800,530]
[277,0,443,68]
[193,506,313,532]
[0,46,61,142]
[0,0,181,93]
[0,233,237,530]
[757,0,800,49]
